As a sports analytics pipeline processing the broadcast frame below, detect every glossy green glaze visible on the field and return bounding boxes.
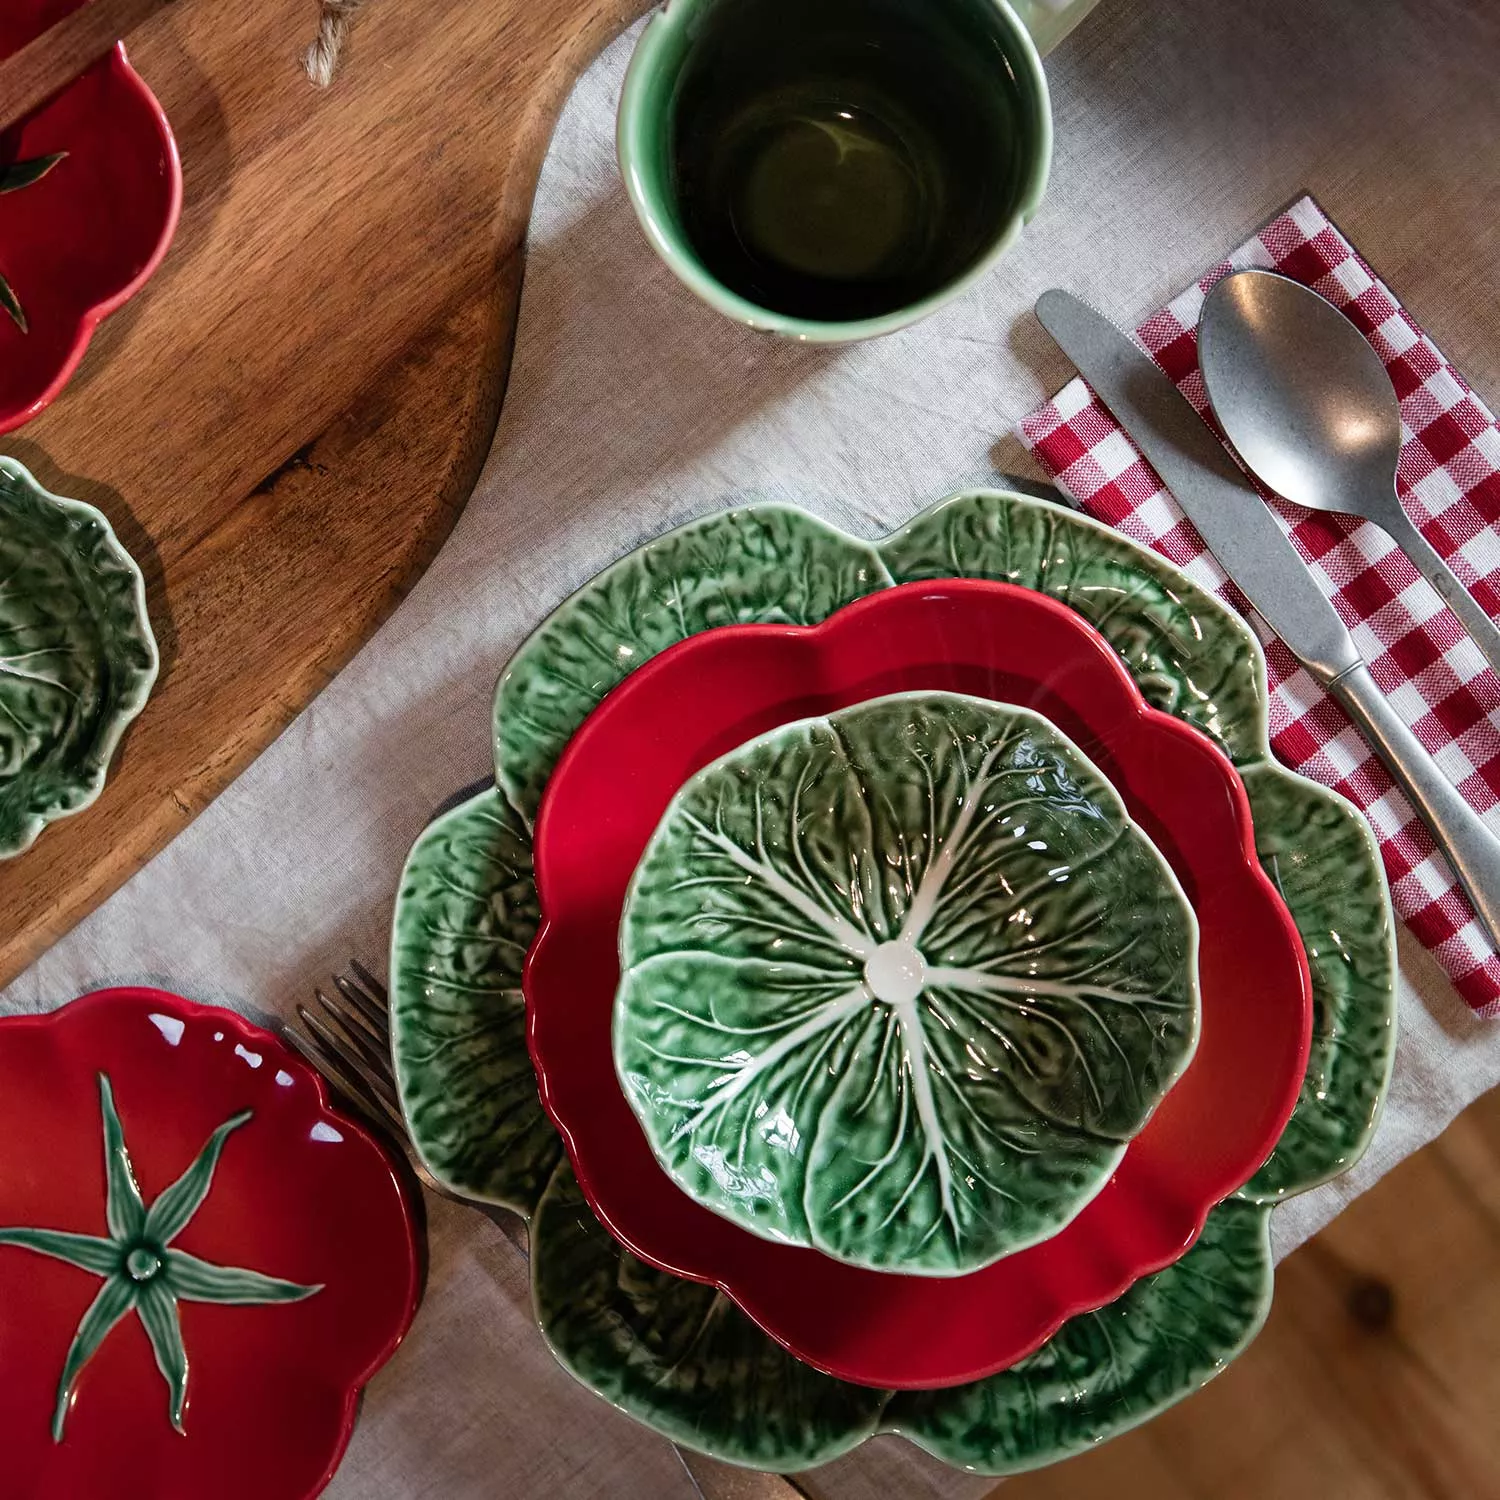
[0,1076,320,1441]
[883,1197,1273,1472]
[884,492,1397,1198]
[616,692,1199,1274]
[617,0,1052,343]
[532,1163,1272,1475]
[0,459,158,859]
[533,1172,1273,1475]
[493,508,890,821]
[532,1160,888,1470]
[388,787,562,1214]
[1237,763,1396,1201]
[388,489,1395,1474]
[880,488,1269,766]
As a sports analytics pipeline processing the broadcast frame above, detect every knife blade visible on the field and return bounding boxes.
[1033,289,1360,684]
[1035,286,1500,954]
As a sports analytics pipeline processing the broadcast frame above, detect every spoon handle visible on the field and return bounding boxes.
[1379,503,1500,679]
[1329,662,1500,951]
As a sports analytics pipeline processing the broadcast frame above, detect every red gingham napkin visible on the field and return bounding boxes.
[1018,195,1500,1017]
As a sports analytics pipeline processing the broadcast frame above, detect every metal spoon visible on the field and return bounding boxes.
[1198,269,1500,677]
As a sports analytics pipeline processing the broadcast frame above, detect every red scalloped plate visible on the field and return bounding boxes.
[527,579,1312,1389]
[0,988,420,1500]
[1,2,182,434]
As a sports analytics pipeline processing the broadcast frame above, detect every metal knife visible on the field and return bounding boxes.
[1035,288,1500,951]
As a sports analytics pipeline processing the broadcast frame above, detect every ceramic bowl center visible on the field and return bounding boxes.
[613,691,1203,1277]
[863,939,928,1006]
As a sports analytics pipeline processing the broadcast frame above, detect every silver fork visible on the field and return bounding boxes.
[284,960,530,1255]
[284,963,787,1500]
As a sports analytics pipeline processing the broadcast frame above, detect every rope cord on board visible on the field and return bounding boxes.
[305,0,368,87]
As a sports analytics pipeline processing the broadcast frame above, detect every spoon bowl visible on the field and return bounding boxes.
[1200,268,1500,676]
[1200,271,1401,508]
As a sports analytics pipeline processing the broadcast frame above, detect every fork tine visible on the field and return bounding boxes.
[297,1003,405,1122]
[285,1024,404,1134]
[301,968,715,1494]
[356,1085,408,1139]
[299,1034,406,1141]
[296,967,548,1286]
[317,980,387,1056]
[333,969,389,1042]
[306,991,395,1091]
[347,959,389,1009]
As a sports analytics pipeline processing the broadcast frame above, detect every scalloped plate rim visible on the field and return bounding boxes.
[0,457,160,858]
[1234,758,1397,1204]
[468,487,1393,1217]
[873,1196,1277,1474]
[0,985,423,1499]
[387,791,507,1189]
[0,43,184,437]
[881,491,1395,1203]
[489,504,891,817]
[385,487,1396,1471]
[525,577,1312,1385]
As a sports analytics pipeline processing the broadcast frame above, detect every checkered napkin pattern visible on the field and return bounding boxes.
[1018,196,1500,1017]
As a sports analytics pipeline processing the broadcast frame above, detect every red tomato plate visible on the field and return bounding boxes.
[0,988,420,1500]
[1,2,182,433]
[527,579,1312,1389]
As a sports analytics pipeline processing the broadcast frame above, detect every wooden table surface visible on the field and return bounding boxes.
[0,0,649,987]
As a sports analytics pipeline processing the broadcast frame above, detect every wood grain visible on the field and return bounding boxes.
[0,0,651,987]
[989,1084,1500,1500]
[0,0,172,135]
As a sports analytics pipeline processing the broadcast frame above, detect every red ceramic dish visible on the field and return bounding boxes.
[1,2,182,434]
[528,579,1312,1389]
[0,988,420,1500]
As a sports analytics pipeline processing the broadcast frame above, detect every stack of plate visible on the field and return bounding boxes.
[389,490,1397,1476]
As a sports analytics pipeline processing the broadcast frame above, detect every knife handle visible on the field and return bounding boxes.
[1328,663,1500,950]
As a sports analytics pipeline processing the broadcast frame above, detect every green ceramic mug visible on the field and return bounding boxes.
[618,0,1100,342]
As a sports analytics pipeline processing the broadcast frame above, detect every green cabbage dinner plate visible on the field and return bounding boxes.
[0,459,157,859]
[390,490,1396,1475]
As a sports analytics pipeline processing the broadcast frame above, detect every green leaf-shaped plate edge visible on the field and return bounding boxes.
[388,785,562,1214]
[389,489,1396,1474]
[492,506,893,824]
[0,458,158,859]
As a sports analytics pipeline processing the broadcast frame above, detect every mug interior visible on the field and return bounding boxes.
[618,0,1051,341]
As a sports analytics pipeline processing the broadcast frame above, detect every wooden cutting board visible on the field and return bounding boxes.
[0,0,652,988]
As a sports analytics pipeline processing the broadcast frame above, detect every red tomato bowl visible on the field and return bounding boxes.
[0,2,182,434]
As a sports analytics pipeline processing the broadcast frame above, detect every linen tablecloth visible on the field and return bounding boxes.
[5,1,1500,1495]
